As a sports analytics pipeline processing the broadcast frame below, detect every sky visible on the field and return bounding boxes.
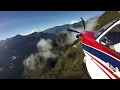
[0,11,104,41]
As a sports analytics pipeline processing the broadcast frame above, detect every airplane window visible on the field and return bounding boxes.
[94,29,105,39]
[100,24,120,54]
[94,19,118,39]
[103,24,120,44]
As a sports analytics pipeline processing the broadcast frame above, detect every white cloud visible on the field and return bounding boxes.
[40,50,56,60]
[37,39,52,51]
[37,39,56,60]
[85,16,99,31]
[29,29,40,34]
[58,24,61,26]
[24,54,37,70]
[65,16,99,45]
[71,20,79,24]
[24,39,57,70]
[24,29,40,35]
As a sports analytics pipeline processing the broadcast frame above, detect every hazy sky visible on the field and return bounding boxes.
[0,11,104,41]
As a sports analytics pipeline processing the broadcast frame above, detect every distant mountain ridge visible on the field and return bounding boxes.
[43,21,83,35]
[43,24,71,35]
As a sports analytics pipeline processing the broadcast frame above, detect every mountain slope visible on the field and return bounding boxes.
[0,32,55,79]
[23,33,91,79]
[94,11,120,31]
[41,40,91,79]
[43,24,71,35]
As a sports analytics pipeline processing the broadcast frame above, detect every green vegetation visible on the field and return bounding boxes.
[23,33,90,79]
[94,11,120,31]
[42,40,90,79]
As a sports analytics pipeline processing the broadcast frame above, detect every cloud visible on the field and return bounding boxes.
[71,20,79,24]
[24,39,57,70]
[37,39,52,51]
[24,29,41,35]
[58,24,61,26]
[66,16,99,45]
[37,39,56,60]
[40,50,56,60]
[31,29,40,33]
[66,32,78,45]
[85,17,99,31]
[24,54,38,70]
